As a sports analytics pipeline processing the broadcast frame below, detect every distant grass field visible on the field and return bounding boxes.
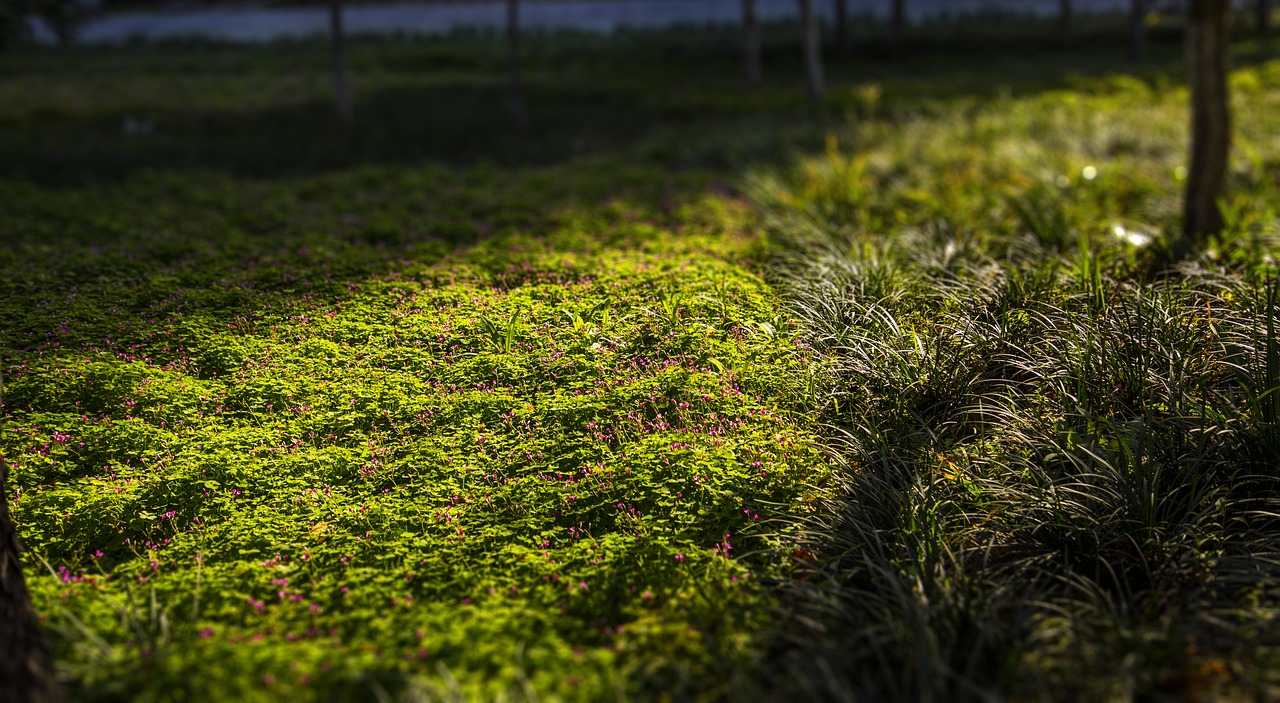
[2,14,1279,702]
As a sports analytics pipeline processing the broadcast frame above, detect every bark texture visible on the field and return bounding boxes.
[799,0,825,101]
[329,0,351,123]
[1181,0,1232,249]
[1,457,65,703]
[743,0,761,85]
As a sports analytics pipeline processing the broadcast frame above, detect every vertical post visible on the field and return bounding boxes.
[799,0,825,101]
[507,0,526,131]
[834,0,849,56]
[1059,0,1073,46]
[744,0,762,85]
[892,0,905,50]
[54,22,73,48]
[1181,0,1232,250]
[329,0,351,124]
[1129,0,1147,62]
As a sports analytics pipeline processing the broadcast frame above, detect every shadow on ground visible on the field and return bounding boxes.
[1,20,1274,186]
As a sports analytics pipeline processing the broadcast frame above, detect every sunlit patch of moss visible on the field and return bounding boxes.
[1,156,830,700]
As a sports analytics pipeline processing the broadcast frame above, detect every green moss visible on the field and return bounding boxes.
[3,18,1279,701]
[1,159,834,699]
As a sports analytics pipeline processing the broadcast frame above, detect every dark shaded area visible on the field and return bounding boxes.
[0,83,667,182]
[2,15,1271,187]
[0,457,65,703]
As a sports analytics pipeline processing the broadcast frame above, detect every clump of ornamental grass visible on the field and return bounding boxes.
[761,227,1280,700]
[749,63,1280,700]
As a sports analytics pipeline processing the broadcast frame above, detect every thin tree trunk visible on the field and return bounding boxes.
[506,0,526,131]
[834,0,849,56]
[1260,0,1271,34]
[54,23,72,49]
[1181,0,1232,251]
[329,0,351,123]
[1129,0,1147,62]
[743,0,762,85]
[891,0,905,50]
[799,0,825,101]
[1,456,65,703]
[1059,0,1073,46]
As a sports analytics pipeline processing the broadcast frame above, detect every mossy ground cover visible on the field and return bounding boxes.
[2,13,1280,702]
[2,163,833,700]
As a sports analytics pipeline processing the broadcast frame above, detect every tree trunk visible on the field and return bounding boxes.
[54,22,72,49]
[743,0,761,85]
[1059,0,1073,46]
[891,0,905,50]
[42,3,77,48]
[834,0,848,56]
[799,0,825,101]
[1260,0,1271,34]
[1,457,65,703]
[506,0,526,131]
[1181,0,1232,251]
[329,0,351,123]
[1129,0,1147,62]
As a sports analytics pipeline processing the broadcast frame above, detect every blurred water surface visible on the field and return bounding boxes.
[41,0,1163,44]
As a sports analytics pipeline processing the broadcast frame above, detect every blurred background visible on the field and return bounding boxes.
[1,0,1270,188]
[19,0,1187,44]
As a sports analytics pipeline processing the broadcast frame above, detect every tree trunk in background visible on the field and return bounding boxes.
[1,457,65,703]
[743,0,761,85]
[1260,0,1271,34]
[1181,0,1231,251]
[834,0,849,55]
[329,0,351,123]
[39,1,82,48]
[1129,0,1147,61]
[506,0,526,131]
[799,0,825,101]
[1059,0,1072,45]
[892,0,906,49]
[53,22,72,48]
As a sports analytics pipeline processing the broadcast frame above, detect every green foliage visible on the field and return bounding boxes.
[754,54,1280,702]
[3,19,1280,702]
[0,159,833,700]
